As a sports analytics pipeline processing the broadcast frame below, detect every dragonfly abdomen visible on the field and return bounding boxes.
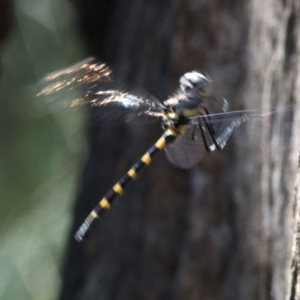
[74,128,178,242]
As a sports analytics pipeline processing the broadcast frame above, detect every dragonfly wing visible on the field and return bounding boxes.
[36,58,164,123]
[164,98,240,169]
[190,104,298,153]
[165,103,253,169]
[37,58,112,102]
[86,87,164,123]
[165,126,207,169]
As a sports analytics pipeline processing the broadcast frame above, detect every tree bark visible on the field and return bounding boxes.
[60,0,300,299]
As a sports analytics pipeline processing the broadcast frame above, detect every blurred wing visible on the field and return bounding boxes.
[37,58,112,104]
[165,98,258,169]
[165,114,249,169]
[189,104,298,152]
[164,97,234,169]
[36,58,164,122]
[165,126,208,169]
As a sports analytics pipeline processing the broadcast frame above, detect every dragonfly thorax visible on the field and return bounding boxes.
[164,93,209,119]
[162,96,205,131]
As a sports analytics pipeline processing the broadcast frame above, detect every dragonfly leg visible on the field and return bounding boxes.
[190,125,197,141]
[202,109,222,151]
[197,122,212,152]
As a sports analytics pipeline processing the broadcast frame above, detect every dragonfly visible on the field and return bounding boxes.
[37,58,295,242]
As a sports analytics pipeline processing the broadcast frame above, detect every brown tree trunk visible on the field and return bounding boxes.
[60,0,300,299]
[290,160,300,300]
[238,1,300,299]
[172,0,300,299]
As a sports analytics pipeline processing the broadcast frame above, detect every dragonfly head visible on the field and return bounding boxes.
[179,71,212,96]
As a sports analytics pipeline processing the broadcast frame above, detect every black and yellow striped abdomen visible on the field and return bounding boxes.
[74,128,178,242]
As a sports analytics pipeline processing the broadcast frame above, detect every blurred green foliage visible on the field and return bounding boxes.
[0,0,87,299]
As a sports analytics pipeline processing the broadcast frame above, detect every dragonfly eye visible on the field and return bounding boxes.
[179,71,212,96]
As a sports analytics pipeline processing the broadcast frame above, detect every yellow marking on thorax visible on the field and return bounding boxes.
[155,137,167,149]
[113,184,123,194]
[128,168,137,179]
[91,210,99,218]
[100,198,111,209]
[182,108,199,117]
[166,112,178,119]
[141,153,151,165]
